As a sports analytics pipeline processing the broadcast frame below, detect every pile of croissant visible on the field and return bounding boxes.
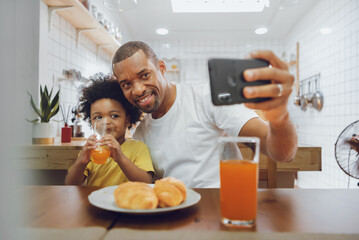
[113,177,187,209]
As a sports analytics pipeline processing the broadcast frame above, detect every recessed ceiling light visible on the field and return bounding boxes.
[320,27,332,34]
[156,28,169,35]
[171,0,270,13]
[255,27,268,35]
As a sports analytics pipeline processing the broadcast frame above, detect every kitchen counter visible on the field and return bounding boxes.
[17,141,321,188]
[18,140,86,170]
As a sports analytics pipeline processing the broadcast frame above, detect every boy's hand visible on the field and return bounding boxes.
[77,134,97,165]
[100,134,123,163]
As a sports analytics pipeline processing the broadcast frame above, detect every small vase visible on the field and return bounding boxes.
[61,124,72,143]
[32,122,55,144]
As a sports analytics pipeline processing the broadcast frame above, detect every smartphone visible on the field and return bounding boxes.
[208,58,271,106]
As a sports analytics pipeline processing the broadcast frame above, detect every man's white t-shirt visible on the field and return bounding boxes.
[133,82,258,188]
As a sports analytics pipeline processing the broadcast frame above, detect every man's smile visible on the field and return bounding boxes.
[135,92,155,108]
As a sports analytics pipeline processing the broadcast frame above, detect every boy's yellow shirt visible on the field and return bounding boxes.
[84,140,154,186]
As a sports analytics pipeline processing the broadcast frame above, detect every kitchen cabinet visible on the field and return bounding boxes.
[43,0,120,57]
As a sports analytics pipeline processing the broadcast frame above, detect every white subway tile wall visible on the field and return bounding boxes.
[286,0,359,188]
[42,7,113,136]
[46,13,112,105]
[147,40,284,83]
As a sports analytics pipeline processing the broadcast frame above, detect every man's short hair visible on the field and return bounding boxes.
[112,41,159,68]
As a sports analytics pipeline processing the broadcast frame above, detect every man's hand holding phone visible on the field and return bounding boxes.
[242,50,294,125]
[208,50,294,125]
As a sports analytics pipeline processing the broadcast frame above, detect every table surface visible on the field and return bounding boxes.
[21,186,359,233]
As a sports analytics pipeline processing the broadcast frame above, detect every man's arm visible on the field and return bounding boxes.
[239,115,297,162]
[239,50,298,162]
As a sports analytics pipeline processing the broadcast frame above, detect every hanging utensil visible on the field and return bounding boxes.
[311,74,324,111]
[294,94,301,106]
[294,42,301,107]
[294,81,301,106]
[300,80,309,111]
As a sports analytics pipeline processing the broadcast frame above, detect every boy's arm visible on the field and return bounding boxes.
[65,135,97,185]
[101,136,153,183]
[114,153,153,183]
[65,160,88,185]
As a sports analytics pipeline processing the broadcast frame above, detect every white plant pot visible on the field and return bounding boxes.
[32,122,55,144]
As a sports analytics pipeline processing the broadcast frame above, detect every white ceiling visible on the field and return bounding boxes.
[115,0,319,41]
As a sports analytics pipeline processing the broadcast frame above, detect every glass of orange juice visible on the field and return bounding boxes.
[90,118,113,164]
[219,136,260,228]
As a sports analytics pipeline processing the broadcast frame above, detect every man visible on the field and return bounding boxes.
[112,41,297,188]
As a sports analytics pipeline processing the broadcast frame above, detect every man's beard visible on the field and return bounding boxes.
[135,94,160,113]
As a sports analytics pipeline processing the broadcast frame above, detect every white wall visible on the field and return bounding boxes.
[13,0,42,144]
[38,0,132,137]
[285,0,359,188]
[147,39,285,83]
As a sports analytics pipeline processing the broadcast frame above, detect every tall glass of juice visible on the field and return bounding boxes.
[219,136,260,228]
[90,118,113,164]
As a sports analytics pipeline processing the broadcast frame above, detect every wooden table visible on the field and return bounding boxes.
[22,186,359,234]
[21,186,117,228]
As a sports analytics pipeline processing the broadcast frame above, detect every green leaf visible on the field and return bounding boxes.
[48,104,59,122]
[49,86,54,100]
[44,86,49,98]
[41,92,51,121]
[27,91,42,118]
[27,85,60,123]
[50,90,60,110]
[44,102,51,121]
[40,90,46,114]
[39,88,44,112]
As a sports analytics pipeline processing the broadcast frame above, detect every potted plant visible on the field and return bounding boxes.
[27,85,60,144]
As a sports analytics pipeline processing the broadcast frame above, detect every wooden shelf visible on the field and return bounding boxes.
[43,0,120,57]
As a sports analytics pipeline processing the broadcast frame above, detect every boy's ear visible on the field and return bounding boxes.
[126,115,131,129]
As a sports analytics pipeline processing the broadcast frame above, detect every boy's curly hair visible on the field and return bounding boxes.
[78,77,141,129]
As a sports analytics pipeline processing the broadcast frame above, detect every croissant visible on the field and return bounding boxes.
[113,182,158,209]
[154,177,187,208]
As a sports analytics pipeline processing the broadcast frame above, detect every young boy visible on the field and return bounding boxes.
[65,78,154,186]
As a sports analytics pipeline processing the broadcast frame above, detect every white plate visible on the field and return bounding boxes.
[88,184,201,215]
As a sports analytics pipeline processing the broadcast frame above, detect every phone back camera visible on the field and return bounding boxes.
[218,92,232,103]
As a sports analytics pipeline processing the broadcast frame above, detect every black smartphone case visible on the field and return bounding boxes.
[208,58,271,106]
